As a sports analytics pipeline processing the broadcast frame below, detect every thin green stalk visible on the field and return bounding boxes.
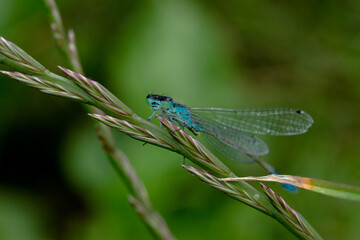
[90,114,322,240]
[42,1,176,239]
[0,27,322,240]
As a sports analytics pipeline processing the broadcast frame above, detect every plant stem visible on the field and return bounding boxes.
[1,34,322,239]
[43,0,176,239]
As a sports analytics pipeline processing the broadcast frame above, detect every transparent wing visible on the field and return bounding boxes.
[202,133,265,163]
[192,114,269,163]
[190,107,314,136]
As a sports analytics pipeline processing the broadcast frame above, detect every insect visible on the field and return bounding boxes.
[146,94,314,191]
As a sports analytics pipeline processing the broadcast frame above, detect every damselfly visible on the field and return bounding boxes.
[146,94,314,191]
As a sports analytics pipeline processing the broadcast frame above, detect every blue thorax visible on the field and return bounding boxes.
[172,102,202,131]
[146,94,202,132]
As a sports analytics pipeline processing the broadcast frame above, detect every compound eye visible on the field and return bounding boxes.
[151,102,159,108]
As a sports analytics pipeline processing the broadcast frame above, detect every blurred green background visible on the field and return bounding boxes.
[1,0,360,239]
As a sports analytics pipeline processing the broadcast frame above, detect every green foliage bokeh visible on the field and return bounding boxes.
[0,0,360,239]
